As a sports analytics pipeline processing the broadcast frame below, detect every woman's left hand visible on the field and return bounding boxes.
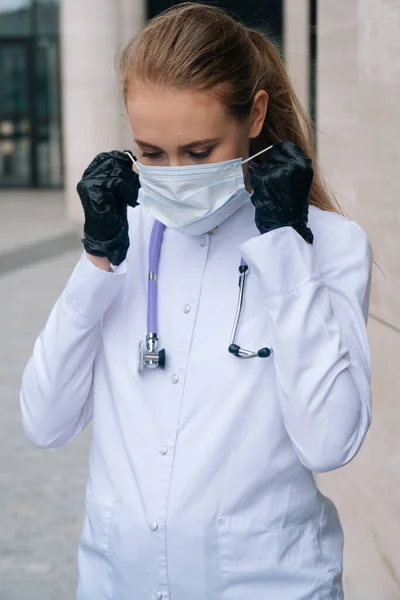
[250,141,314,244]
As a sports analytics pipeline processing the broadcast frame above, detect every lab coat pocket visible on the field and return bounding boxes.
[217,514,332,600]
[77,492,114,600]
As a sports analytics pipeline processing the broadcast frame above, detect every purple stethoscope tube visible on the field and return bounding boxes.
[147,220,166,335]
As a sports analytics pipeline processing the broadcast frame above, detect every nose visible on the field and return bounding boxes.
[168,157,190,167]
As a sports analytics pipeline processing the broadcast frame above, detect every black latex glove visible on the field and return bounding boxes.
[77,150,140,266]
[250,141,314,244]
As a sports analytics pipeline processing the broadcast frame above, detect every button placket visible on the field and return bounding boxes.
[152,233,209,599]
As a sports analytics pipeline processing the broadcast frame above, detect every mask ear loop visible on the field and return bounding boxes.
[123,150,140,175]
[242,144,274,169]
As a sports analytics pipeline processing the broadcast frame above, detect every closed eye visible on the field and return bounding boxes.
[142,149,214,161]
[141,151,164,159]
[188,149,212,160]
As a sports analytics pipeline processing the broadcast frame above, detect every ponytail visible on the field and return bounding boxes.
[247,29,341,213]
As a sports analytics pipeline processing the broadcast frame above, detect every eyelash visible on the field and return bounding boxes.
[141,149,213,160]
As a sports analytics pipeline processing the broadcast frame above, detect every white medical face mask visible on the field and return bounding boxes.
[127,146,272,237]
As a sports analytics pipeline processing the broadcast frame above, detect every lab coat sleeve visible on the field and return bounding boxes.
[20,253,126,449]
[239,221,372,473]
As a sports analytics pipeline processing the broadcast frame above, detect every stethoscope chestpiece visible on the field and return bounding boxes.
[138,335,166,374]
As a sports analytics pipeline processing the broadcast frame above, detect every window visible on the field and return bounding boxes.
[0,0,62,187]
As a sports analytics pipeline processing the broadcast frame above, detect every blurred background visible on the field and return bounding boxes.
[0,0,399,599]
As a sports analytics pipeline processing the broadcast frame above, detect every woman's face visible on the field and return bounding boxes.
[126,84,267,174]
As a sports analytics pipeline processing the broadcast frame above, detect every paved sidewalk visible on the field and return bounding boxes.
[0,192,90,600]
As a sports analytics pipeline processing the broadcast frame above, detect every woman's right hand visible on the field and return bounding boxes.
[77,150,140,266]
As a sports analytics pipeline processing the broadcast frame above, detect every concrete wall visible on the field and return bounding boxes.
[316,1,400,598]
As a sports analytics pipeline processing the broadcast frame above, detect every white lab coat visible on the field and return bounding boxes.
[20,202,372,600]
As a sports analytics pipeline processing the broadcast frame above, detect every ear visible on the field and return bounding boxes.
[249,90,268,139]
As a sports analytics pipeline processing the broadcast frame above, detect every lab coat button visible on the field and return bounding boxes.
[200,237,207,247]
[154,593,163,600]
[183,304,191,313]
[171,374,179,384]
[149,521,159,531]
[159,446,168,455]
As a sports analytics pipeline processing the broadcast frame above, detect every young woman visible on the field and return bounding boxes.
[20,4,372,599]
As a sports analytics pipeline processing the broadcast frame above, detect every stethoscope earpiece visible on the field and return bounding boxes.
[228,344,271,360]
[258,347,271,358]
[228,344,241,356]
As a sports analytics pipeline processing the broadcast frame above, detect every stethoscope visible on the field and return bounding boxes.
[137,220,272,373]
[123,150,273,373]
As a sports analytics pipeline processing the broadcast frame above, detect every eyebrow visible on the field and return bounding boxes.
[135,138,221,151]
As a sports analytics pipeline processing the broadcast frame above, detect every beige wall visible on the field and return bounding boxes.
[60,0,144,224]
[283,0,310,111]
[316,1,400,598]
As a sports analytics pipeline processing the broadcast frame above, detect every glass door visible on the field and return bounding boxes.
[35,35,62,186]
[0,0,62,188]
[0,39,34,186]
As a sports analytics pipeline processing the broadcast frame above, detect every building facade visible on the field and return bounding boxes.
[0,0,62,187]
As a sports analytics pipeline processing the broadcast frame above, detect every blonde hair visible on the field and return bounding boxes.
[117,2,340,214]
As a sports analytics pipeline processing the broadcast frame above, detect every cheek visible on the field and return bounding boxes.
[212,134,250,163]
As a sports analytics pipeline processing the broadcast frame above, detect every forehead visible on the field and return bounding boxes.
[126,84,231,145]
